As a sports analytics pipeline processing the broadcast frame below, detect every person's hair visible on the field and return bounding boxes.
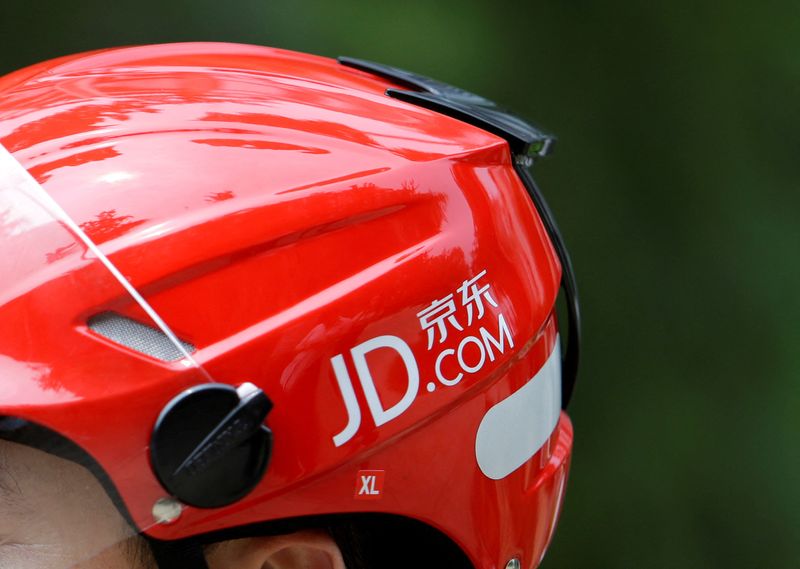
[124,536,157,569]
[125,537,226,569]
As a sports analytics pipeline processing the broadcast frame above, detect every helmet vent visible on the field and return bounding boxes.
[88,312,195,362]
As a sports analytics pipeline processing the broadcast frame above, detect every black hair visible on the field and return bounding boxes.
[327,515,473,569]
[125,536,158,569]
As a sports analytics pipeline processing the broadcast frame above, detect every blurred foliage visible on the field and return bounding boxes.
[2,1,798,567]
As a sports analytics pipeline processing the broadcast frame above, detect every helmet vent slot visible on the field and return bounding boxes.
[88,312,195,362]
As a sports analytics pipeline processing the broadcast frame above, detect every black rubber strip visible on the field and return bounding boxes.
[513,164,581,407]
[147,537,210,569]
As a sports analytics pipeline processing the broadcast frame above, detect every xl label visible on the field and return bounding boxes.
[331,270,514,447]
[354,470,385,500]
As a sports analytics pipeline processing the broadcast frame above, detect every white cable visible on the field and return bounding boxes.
[0,142,211,380]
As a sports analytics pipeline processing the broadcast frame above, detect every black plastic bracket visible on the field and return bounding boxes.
[514,165,581,407]
[338,56,555,158]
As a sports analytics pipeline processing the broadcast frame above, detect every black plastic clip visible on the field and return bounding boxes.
[338,56,555,158]
[151,382,273,508]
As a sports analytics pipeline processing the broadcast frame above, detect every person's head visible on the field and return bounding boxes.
[0,438,347,569]
[0,435,473,569]
[0,42,579,569]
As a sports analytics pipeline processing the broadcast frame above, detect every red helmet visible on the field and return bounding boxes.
[0,43,580,569]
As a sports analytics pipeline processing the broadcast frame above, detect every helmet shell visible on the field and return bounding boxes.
[0,43,571,569]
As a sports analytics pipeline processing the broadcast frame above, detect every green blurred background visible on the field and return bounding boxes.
[2,1,797,567]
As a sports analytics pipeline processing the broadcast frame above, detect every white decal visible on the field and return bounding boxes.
[359,475,379,495]
[351,335,419,428]
[331,354,362,447]
[331,269,520,447]
[480,313,514,362]
[457,336,486,373]
[332,335,419,446]
[457,269,498,326]
[475,339,561,480]
[354,470,385,500]
[416,293,463,349]
[435,349,462,386]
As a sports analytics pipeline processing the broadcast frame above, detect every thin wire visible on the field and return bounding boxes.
[0,143,212,382]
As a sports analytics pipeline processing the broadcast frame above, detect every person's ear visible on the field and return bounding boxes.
[206,529,347,569]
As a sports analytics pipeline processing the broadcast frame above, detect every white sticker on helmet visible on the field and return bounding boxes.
[475,338,561,480]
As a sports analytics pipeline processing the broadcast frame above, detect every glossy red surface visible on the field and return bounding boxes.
[0,43,570,568]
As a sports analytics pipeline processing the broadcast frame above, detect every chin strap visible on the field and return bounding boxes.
[146,536,210,569]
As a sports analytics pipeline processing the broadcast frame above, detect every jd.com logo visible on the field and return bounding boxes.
[331,269,514,447]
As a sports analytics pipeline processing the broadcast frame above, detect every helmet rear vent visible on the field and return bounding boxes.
[88,312,195,362]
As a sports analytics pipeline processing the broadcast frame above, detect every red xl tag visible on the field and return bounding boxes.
[354,470,385,500]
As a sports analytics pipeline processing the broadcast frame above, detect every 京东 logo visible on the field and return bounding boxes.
[331,269,514,447]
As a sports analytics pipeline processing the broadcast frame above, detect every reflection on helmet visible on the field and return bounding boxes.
[0,42,578,569]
